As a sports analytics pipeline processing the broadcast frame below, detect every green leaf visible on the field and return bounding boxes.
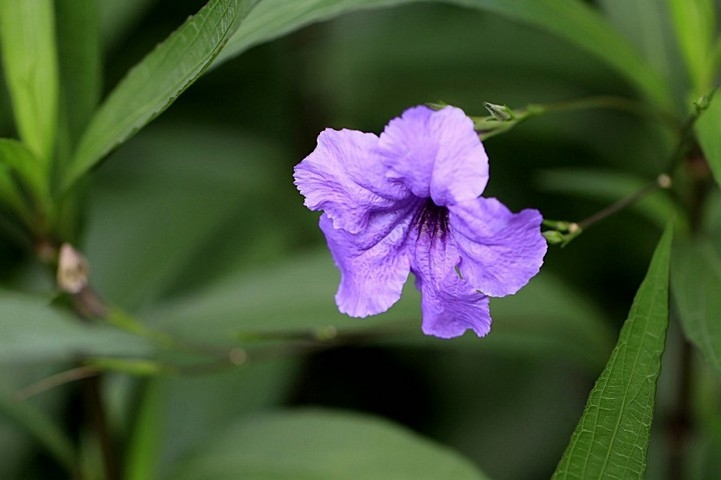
[62,0,259,190]
[553,222,673,479]
[0,293,154,364]
[671,238,721,378]
[0,165,29,222]
[214,0,418,66]
[124,380,164,480]
[214,0,673,110]
[0,386,76,472]
[667,0,716,93]
[696,90,721,187]
[0,139,51,215]
[165,409,488,480]
[0,0,59,163]
[55,0,102,154]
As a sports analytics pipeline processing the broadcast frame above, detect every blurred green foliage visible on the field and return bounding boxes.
[0,0,720,479]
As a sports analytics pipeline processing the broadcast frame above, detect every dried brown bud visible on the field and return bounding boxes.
[57,244,89,294]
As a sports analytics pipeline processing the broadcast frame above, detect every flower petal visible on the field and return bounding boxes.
[294,128,408,234]
[377,105,488,206]
[449,197,547,297]
[411,227,491,338]
[320,214,412,317]
[415,270,492,338]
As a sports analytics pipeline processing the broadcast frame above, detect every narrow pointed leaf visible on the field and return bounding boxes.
[0,0,59,163]
[166,409,488,480]
[62,0,259,189]
[124,381,164,480]
[553,223,673,479]
[214,0,672,110]
[0,166,28,219]
[671,238,721,378]
[55,0,102,152]
[214,0,419,66]
[0,139,51,212]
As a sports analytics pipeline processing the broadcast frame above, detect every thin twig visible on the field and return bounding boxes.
[575,177,667,230]
[15,365,100,401]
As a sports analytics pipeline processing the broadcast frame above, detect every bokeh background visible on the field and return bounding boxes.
[0,1,691,478]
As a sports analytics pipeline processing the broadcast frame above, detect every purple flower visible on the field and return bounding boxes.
[294,105,547,338]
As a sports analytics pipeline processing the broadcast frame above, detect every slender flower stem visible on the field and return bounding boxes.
[51,244,122,480]
[534,95,679,128]
[575,174,672,230]
[665,89,716,174]
[473,95,681,140]
[542,174,672,246]
[15,365,100,401]
[665,118,713,477]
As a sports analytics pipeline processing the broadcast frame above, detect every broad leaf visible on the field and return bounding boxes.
[671,238,721,378]
[0,139,51,214]
[214,0,673,110]
[165,409,488,480]
[0,293,154,364]
[0,0,59,163]
[696,90,721,187]
[62,0,259,189]
[214,0,419,65]
[553,223,672,479]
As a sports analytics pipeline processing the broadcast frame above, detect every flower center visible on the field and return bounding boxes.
[414,198,449,240]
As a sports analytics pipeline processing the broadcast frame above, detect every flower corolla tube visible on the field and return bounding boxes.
[294,105,547,338]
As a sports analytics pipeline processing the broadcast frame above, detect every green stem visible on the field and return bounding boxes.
[475,95,681,141]
[532,95,678,128]
[576,175,670,230]
[14,365,100,401]
[666,90,716,174]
